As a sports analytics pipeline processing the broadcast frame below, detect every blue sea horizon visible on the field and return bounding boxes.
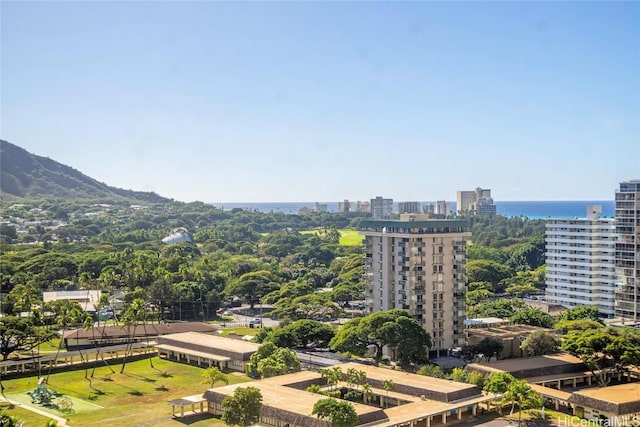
[208,200,615,219]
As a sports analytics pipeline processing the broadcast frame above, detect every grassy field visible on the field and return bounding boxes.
[217,327,259,338]
[1,357,252,427]
[0,402,51,426]
[299,228,363,246]
[337,229,364,246]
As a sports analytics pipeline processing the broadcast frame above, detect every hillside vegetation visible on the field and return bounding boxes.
[0,140,168,204]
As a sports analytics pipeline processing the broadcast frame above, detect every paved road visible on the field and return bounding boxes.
[229,312,279,327]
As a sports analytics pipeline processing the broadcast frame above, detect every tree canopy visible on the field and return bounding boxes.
[330,309,431,366]
[0,316,55,361]
[264,319,335,349]
[561,326,640,386]
[221,386,262,426]
[312,398,358,427]
[520,331,560,357]
[249,342,301,378]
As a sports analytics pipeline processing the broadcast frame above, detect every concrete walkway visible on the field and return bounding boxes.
[0,394,68,426]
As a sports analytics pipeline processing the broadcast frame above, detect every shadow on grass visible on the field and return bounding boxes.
[155,369,173,378]
[128,390,144,396]
[155,385,169,392]
[123,372,157,383]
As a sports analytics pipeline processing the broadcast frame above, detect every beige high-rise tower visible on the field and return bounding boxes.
[361,214,471,356]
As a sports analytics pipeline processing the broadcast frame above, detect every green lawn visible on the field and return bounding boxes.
[0,357,252,427]
[299,228,363,246]
[0,401,52,427]
[218,327,259,338]
[338,229,364,246]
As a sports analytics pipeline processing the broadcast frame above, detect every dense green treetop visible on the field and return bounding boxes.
[509,307,555,328]
[520,330,560,357]
[312,398,358,427]
[221,386,262,426]
[562,326,640,387]
[330,309,431,367]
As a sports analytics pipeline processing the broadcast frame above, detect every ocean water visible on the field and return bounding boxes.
[209,200,615,219]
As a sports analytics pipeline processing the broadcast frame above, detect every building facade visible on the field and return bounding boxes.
[456,188,496,215]
[435,201,451,216]
[545,206,616,318]
[614,180,640,321]
[398,201,421,214]
[370,196,393,219]
[338,200,351,213]
[361,215,471,355]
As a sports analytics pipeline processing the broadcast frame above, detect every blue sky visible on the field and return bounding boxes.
[2,1,638,202]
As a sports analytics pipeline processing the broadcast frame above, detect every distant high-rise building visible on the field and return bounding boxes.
[371,196,393,219]
[435,201,451,216]
[456,187,496,215]
[357,201,371,213]
[424,203,435,215]
[398,201,420,214]
[314,202,328,213]
[614,180,640,321]
[545,206,616,317]
[338,200,351,213]
[361,214,470,355]
[457,191,477,213]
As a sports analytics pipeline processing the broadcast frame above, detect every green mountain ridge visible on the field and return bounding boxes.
[0,140,170,204]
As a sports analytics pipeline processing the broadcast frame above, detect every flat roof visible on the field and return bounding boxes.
[573,383,640,405]
[64,322,218,339]
[168,394,207,406]
[332,363,477,395]
[157,344,231,362]
[360,219,470,230]
[468,353,583,375]
[207,382,383,418]
[465,317,508,326]
[527,371,594,384]
[529,384,572,401]
[159,332,259,354]
[378,394,492,427]
[196,364,492,427]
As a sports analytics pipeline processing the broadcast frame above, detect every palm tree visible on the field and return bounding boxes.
[320,367,342,393]
[346,367,358,390]
[355,370,367,392]
[361,383,375,404]
[501,380,544,427]
[70,309,94,379]
[47,304,72,383]
[137,300,155,368]
[119,298,145,373]
[90,294,115,377]
[383,379,395,408]
[30,308,44,378]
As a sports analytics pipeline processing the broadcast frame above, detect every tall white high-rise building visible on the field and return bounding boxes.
[361,215,471,355]
[545,205,616,317]
[614,180,640,321]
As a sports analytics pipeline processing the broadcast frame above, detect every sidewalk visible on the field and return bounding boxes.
[0,394,68,426]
